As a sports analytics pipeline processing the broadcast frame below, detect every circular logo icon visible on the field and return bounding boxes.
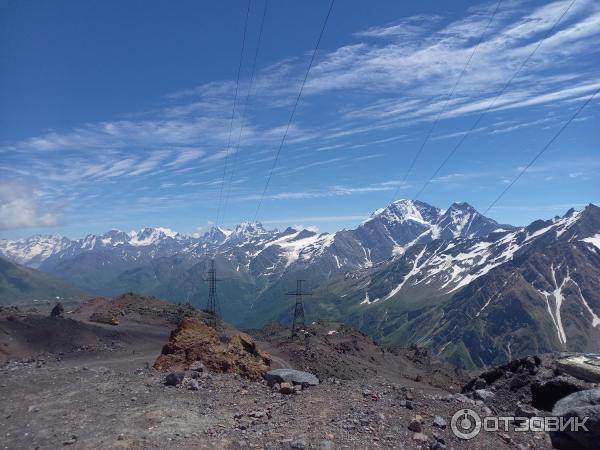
[451,408,482,440]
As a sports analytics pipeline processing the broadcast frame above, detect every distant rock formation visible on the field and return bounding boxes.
[153,318,271,381]
[50,302,64,318]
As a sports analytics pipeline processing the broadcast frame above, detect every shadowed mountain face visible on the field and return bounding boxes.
[0,257,85,304]
[306,205,600,368]
[2,201,599,368]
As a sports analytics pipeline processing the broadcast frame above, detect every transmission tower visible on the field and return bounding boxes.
[204,258,221,329]
[287,280,312,337]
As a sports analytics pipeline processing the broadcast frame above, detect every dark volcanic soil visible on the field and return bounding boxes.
[251,321,467,392]
[0,300,556,449]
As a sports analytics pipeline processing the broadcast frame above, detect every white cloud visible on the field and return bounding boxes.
[0,182,61,230]
[242,184,394,201]
[1,0,598,230]
[262,214,367,225]
[4,0,598,165]
[204,149,230,162]
[291,224,320,233]
[167,148,205,167]
[128,150,173,176]
[276,157,345,175]
[356,15,442,39]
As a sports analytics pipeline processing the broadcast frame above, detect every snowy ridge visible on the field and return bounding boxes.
[359,199,508,261]
[261,230,334,268]
[0,200,502,274]
[346,203,599,367]
[129,227,180,247]
[377,230,522,300]
[581,233,600,251]
[1,201,597,310]
[0,235,72,268]
[371,205,598,302]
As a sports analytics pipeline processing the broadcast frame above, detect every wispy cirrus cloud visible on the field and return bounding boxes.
[5,0,598,161]
[262,214,368,225]
[240,182,399,202]
[1,0,599,233]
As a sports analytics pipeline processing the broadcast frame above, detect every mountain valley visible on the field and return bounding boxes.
[1,200,599,369]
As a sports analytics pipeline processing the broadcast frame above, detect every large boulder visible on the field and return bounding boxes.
[531,376,588,411]
[153,318,271,381]
[557,355,600,383]
[550,388,600,450]
[165,372,185,386]
[264,368,319,387]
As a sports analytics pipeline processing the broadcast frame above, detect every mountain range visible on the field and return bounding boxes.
[1,199,599,368]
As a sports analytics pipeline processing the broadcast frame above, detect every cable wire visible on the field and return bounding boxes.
[483,87,599,215]
[215,0,252,228]
[413,0,577,200]
[221,0,269,225]
[389,0,504,203]
[252,0,336,222]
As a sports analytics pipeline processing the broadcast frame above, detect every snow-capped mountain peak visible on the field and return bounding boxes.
[233,221,267,234]
[369,199,441,225]
[129,227,181,247]
[2,201,597,372]
[200,226,232,244]
[228,222,272,243]
[0,235,72,268]
[354,200,505,261]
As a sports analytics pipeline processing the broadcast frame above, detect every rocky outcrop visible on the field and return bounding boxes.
[557,355,600,383]
[551,388,600,450]
[462,353,599,413]
[50,302,64,318]
[153,318,271,381]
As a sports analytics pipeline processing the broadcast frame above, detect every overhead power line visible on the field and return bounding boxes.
[215,0,252,228]
[413,0,577,200]
[483,87,599,215]
[252,0,336,222]
[221,0,269,225]
[389,0,504,203]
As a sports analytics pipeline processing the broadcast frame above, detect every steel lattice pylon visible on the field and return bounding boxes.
[205,259,221,329]
[287,280,312,337]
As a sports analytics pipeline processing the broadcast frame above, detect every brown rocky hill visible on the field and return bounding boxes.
[72,292,201,326]
[154,317,271,381]
[251,320,467,390]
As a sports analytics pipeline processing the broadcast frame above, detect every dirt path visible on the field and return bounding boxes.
[268,354,293,369]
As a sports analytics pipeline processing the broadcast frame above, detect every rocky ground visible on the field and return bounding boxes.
[0,298,596,449]
[1,357,545,449]
[462,353,600,416]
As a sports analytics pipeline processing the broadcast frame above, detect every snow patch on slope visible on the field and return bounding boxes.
[570,277,600,328]
[0,235,72,266]
[360,291,380,305]
[129,228,179,246]
[263,230,334,268]
[539,264,569,345]
[581,234,600,251]
[384,247,427,300]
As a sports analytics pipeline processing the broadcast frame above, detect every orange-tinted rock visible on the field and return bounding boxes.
[153,318,271,381]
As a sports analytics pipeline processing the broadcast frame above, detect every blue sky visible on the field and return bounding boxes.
[1,0,599,239]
